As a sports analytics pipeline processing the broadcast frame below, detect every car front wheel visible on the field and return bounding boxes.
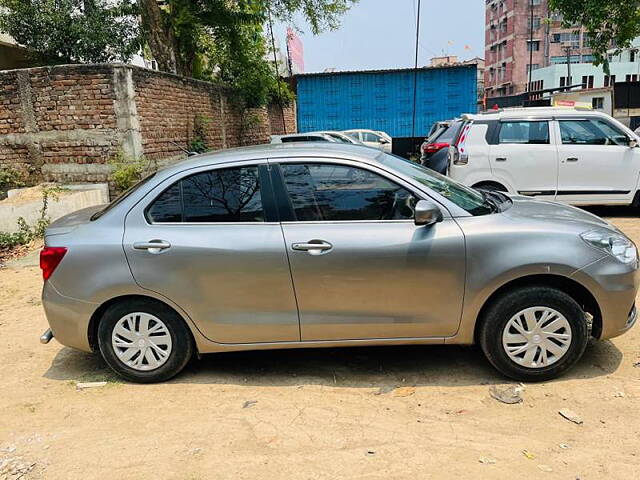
[479,286,589,382]
[97,299,194,383]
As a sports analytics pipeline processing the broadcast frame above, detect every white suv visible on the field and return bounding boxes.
[448,108,640,206]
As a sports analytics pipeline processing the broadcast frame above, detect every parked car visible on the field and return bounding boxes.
[448,107,640,205]
[420,119,464,174]
[270,133,337,143]
[318,131,363,144]
[343,129,392,152]
[40,143,638,383]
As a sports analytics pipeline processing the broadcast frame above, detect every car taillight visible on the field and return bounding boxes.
[424,142,449,154]
[40,247,67,280]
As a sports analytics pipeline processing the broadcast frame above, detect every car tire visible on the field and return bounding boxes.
[479,286,589,382]
[97,298,194,383]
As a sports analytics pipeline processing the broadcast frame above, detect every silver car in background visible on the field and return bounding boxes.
[40,143,639,383]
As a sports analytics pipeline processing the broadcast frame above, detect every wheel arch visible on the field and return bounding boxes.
[88,294,197,353]
[473,274,603,343]
[472,180,509,192]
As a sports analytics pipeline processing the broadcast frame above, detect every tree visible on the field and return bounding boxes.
[138,0,358,86]
[549,0,640,71]
[0,0,140,64]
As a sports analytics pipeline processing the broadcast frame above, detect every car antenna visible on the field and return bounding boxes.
[169,140,198,157]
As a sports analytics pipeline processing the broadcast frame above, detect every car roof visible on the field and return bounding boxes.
[158,142,385,178]
[464,107,607,121]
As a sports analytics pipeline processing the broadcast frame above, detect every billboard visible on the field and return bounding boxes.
[286,28,304,74]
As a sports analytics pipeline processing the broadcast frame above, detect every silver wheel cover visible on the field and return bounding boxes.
[111,312,173,371]
[502,307,572,369]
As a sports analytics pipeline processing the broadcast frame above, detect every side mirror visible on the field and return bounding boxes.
[379,138,390,144]
[629,138,638,148]
[414,199,443,226]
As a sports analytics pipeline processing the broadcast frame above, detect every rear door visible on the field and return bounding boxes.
[489,119,558,199]
[273,159,466,341]
[123,161,300,344]
[555,117,639,205]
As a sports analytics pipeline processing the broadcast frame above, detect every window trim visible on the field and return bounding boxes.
[143,162,278,226]
[271,159,433,224]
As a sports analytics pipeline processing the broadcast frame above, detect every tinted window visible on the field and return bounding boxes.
[437,121,464,143]
[362,132,381,142]
[559,119,628,145]
[281,136,328,143]
[147,166,263,223]
[147,182,182,222]
[281,163,417,221]
[498,121,549,144]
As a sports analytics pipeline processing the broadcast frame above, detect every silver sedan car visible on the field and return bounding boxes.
[40,143,639,383]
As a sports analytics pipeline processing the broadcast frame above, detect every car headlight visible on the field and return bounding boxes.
[580,229,638,264]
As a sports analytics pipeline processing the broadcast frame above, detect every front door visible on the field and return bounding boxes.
[275,161,466,341]
[123,163,300,344]
[489,120,558,199]
[555,118,639,205]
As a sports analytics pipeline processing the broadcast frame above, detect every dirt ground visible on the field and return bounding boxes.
[1,207,640,479]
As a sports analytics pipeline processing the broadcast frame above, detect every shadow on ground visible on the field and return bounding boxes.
[44,338,623,388]
[582,205,638,218]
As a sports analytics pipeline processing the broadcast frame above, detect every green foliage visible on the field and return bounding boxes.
[549,0,640,73]
[0,167,25,199]
[189,114,210,153]
[0,186,64,249]
[0,0,140,64]
[148,0,356,107]
[108,151,147,191]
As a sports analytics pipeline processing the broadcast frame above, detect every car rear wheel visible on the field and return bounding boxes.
[97,299,194,383]
[479,287,589,382]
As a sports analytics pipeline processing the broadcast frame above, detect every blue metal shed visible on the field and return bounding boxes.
[295,64,478,138]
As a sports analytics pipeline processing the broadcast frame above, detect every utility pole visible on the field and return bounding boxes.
[528,0,534,96]
[562,44,572,89]
[411,0,422,141]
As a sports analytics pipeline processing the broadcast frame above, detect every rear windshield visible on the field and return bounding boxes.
[435,121,463,143]
[90,173,156,221]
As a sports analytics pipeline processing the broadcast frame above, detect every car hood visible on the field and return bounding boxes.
[503,194,616,232]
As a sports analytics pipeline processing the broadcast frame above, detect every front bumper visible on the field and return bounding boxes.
[571,256,640,339]
[41,281,96,352]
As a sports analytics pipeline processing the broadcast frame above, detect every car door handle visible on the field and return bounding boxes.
[495,157,507,162]
[133,240,171,253]
[566,157,579,162]
[292,241,333,255]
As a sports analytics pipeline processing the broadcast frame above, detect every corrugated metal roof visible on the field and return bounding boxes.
[295,63,477,78]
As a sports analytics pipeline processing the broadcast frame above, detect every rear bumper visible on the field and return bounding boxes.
[571,256,640,339]
[41,281,96,352]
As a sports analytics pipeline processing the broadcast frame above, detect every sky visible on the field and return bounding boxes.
[273,0,485,73]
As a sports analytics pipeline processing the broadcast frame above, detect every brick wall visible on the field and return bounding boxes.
[0,63,296,189]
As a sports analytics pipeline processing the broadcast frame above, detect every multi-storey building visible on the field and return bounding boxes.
[484,0,595,98]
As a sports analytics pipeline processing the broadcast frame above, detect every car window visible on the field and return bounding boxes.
[362,132,381,142]
[345,132,360,140]
[559,119,628,146]
[377,153,494,216]
[282,136,327,142]
[147,166,263,223]
[436,121,463,143]
[280,163,417,222]
[498,121,549,144]
[326,133,351,143]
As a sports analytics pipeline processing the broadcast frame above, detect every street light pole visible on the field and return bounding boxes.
[528,0,534,95]
[562,45,572,88]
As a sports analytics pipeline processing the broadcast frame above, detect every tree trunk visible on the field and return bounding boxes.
[138,0,178,74]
